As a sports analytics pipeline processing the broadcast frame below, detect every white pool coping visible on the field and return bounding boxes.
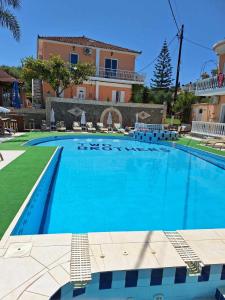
[1,229,225,299]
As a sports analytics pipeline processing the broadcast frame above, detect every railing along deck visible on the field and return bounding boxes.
[191,121,225,137]
[95,67,145,82]
[135,122,164,131]
[195,74,225,92]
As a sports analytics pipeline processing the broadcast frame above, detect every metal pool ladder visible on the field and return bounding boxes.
[70,234,92,288]
[164,231,204,276]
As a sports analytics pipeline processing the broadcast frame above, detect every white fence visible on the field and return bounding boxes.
[191,121,225,137]
[135,122,164,131]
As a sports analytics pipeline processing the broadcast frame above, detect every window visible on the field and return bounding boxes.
[150,268,163,286]
[70,53,78,65]
[198,265,210,282]
[105,58,117,77]
[125,270,138,288]
[221,265,225,280]
[99,272,112,289]
[73,288,85,297]
[112,91,125,103]
[174,267,187,284]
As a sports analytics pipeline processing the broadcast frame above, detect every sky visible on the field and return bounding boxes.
[0,0,225,85]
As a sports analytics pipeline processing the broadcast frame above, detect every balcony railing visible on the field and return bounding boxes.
[94,67,145,82]
[191,121,225,137]
[195,74,225,95]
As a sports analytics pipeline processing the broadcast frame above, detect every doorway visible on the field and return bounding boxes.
[77,87,86,100]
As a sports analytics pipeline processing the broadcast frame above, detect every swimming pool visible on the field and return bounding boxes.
[13,137,225,234]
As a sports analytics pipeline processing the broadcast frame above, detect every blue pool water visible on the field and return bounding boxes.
[35,137,225,233]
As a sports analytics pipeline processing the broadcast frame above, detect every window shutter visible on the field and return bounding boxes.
[120,91,125,102]
[112,91,117,102]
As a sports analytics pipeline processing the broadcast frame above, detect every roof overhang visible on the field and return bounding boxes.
[213,40,225,55]
[38,37,142,56]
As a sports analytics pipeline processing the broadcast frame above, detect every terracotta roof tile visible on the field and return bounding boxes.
[0,70,17,83]
[38,35,141,54]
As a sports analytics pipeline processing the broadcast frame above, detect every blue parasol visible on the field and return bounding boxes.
[12,81,21,108]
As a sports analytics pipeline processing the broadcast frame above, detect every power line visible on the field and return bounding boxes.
[184,37,213,51]
[138,34,178,72]
[173,0,182,27]
[168,0,180,32]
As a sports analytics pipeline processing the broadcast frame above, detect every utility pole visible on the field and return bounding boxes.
[174,24,184,102]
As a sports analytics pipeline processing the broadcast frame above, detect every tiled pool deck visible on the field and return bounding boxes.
[1,229,225,299]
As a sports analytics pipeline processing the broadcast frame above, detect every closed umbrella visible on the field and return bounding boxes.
[107,112,113,131]
[81,111,86,128]
[12,81,21,109]
[0,106,10,113]
[107,112,112,125]
[50,108,55,130]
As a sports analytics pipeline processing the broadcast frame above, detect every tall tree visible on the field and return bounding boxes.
[151,40,173,89]
[0,0,21,41]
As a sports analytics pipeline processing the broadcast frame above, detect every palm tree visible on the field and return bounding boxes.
[0,0,21,41]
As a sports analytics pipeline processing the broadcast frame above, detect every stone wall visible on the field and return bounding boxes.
[46,97,166,129]
[10,108,46,129]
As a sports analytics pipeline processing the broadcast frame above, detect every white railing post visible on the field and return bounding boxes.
[191,121,225,137]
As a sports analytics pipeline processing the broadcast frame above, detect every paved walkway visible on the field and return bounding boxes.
[0,151,25,170]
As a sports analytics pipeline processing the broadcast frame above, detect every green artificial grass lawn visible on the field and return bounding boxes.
[176,137,225,157]
[0,131,224,238]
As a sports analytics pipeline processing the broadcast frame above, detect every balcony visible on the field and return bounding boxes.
[195,74,225,96]
[92,67,145,83]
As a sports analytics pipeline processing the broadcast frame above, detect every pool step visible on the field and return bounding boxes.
[70,234,92,288]
[164,231,203,276]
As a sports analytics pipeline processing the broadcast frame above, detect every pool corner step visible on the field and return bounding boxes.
[70,233,92,288]
[164,231,204,276]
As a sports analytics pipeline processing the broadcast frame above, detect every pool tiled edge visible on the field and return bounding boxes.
[2,230,225,299]
[0,147,62,245]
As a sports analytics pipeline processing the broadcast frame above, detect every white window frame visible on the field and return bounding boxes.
[77,87,86,100]
[112,90,125,103]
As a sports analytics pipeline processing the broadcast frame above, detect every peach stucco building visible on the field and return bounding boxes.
[191,39,225,123]
[37,36,145,103]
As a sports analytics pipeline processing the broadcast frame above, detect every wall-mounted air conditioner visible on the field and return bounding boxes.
[83,47,92,55]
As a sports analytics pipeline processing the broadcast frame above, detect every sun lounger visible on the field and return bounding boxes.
[86,122,96,133]
[114,123,125,134]
[73,122,82,132]
[96,122,108,133]
[41,120,50,131]
[201,138,223,147]
[212,142,225,150]
[56,121,66,132]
